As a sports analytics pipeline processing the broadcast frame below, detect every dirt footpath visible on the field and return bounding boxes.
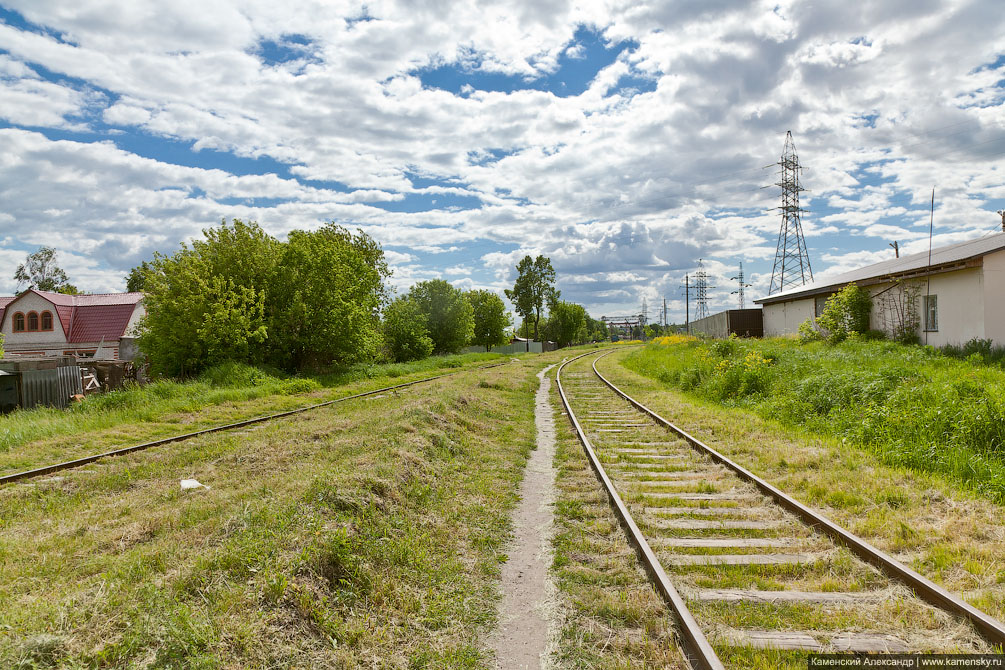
[488,364,561,669]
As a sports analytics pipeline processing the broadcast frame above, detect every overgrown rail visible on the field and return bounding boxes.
[556,349,1005,668]
[0,361,510,486]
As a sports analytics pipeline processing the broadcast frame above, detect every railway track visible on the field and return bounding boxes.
[0,360,510,486]
[556,349,1005,668]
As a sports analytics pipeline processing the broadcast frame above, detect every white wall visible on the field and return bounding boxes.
[914,268,984,347]
[765,267,989,345]
[982,249,1005,346]
[762,297,815,336]
[1,293,68,346]
[123,300,145,336]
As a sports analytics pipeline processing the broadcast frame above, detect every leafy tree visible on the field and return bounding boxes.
[269,224,388,368]
[136,219,388,375]
[138,220,281,375]
[466,289,509,351]
[586,315,608,342]
[14,246,78,294]
[0,333,4,358]
[383,297,434,362]
[407,280,474,354]
[505,255,556,342]
[544,300,588,348]
[125,261,152,292]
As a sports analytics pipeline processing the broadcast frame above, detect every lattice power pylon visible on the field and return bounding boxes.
[693,259,714,320]
[730,262,753,309]
[768,131,813,295]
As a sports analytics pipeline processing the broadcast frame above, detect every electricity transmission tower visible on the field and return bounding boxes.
[693,259,714,320]
[768,131,813,294]
[730,262,753,309]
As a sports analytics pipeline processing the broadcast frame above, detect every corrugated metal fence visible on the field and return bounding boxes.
[19,366,83,409]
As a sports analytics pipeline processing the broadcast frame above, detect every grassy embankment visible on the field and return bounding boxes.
[0,355,551,668]
[0,353,506,477]
[597,344,1005,626]
[625,336,1005,502]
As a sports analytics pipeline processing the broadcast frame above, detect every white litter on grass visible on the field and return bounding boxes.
[180,479,209,491]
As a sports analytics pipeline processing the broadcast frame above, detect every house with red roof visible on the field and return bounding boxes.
[0,290,145,360]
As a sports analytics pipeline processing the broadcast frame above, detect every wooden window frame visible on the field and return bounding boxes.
[41,311,53,331]
[27,311,39,332]
[924,294,938,332]
[13,312,25,332]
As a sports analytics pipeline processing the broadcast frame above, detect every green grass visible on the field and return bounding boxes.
[0,356,544,668]
[0,353,509,476]
[625,337,1005,501]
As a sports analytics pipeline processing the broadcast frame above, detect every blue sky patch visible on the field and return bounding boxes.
[417,26,637,98]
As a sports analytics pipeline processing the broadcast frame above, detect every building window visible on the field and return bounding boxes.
[814,295,830,318]
[924,295,938,331]
[27,311,39,331]
[13,312,25,332]
[41,311,53,331]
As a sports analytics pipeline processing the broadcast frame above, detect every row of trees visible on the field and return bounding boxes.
[133,220,389,375]
[131,220,521,374]
[8,221,598,375]
[383,281,509,362]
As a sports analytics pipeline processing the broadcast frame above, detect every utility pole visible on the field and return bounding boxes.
[768,131,813,294]
[730,262,753,309]
[889,241,899,258]
[680,275,690,334]
[997,210,1005,232]
[662,297,667,329]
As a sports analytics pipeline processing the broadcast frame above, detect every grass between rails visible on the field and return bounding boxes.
[626,337,1005,502]
[597,348,1005,632]
[0,359,542,669]
[0,353,508,477]
[548,365,688,669]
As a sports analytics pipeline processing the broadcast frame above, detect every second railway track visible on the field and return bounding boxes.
[0,360,510,486]
[557,349,1004,668]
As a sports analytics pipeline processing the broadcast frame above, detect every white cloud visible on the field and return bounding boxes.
[0,0,1001,315]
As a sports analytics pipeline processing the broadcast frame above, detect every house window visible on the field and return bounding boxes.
[41,311,53,331]
[924,295,938,332]
[13,312,25,332]
[814,295,830,318]
[27,311,39,331]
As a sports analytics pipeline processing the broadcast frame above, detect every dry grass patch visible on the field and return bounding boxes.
[0,359,549,669]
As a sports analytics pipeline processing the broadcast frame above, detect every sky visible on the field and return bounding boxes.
[0,0,1003,324]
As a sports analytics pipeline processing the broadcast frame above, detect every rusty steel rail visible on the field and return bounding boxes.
[1,361,510,486]
[589,349,1005,648]
[556,350,726,670]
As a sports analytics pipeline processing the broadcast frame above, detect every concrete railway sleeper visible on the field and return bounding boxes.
[0,360,510,487]
[556,350,1005,668]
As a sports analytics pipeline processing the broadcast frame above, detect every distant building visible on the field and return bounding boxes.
[754,233,1005,346]
[0,290,145,360]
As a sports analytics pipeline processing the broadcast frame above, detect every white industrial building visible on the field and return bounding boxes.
[754,233,1005,347]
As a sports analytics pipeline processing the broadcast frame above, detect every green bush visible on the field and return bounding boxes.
[815,282,872,344]
[382,297,435,363]
[199,362,283,388]
[280,378,322,395]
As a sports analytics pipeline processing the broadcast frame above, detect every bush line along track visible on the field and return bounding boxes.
[0,361,510,486]
[556,349,1005,668]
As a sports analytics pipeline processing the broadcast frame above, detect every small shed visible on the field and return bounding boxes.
[688,309,764,338]
[0,356,83,412]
